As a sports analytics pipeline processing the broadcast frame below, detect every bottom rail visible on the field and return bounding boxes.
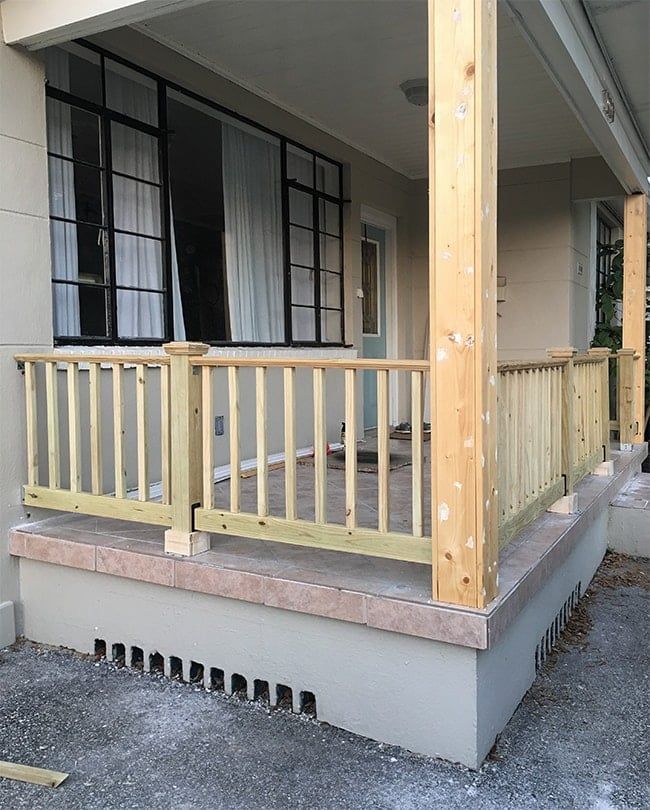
[195,508,432,564]
[23,486,172,527]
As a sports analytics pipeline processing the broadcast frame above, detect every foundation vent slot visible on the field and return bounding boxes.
[534,581,582,672]
[93,638,317,718]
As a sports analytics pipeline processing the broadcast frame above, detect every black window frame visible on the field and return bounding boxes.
[46,39,346,348]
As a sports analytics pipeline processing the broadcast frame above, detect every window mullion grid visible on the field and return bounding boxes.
[102,108,118,343]
[281,141,292,345]
[313,158,321,343]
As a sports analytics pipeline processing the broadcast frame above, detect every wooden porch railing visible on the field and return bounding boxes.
[15,343,637,600]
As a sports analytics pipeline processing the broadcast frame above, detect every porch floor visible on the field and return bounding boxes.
[10,444,646,649]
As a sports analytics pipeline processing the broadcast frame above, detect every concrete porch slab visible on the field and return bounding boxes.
[608,470,650,558]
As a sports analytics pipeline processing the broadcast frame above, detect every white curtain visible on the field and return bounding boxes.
[110,73,164,339]
[222,124,284,342]
[46,50,81,336]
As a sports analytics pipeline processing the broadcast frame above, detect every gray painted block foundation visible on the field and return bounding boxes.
[609,508,650,558]
[18,500,611,768]
[0,600,16,648]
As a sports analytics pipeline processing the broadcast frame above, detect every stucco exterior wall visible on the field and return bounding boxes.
[0,33,52,643]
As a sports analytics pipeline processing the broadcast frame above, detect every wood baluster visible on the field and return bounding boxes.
[313,367,327,523]
[377,369,390,533]
[89,361,103,495]
[229,366,241,513]
[112,363,126,498]
[136,363,148,501]
[67,361,81,493]
[344,368,357,529]
[24,361,38,487]
[284,366,297,521]
[256,366,268,517]
[160,363,171,505]
[411,370,424,537]
[202,365,214,510]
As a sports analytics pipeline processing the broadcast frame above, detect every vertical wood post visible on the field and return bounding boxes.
[429,0,498,607]
[163,341,210,556]
[617,348,636,450]
[622,193,648,443]
[588,347,611,462]
[548,348,576,506]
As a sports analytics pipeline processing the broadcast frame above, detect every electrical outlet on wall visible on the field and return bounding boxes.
[215,415,224,436]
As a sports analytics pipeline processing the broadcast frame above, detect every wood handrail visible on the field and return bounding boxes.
[191,357,430,371]
[15,353,170,365]
[497,359,567,373]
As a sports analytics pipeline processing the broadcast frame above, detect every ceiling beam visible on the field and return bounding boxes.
[0,0,210,49]
[504,0,650,196]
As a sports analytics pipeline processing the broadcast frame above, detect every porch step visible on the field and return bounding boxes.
[608,473,650,558]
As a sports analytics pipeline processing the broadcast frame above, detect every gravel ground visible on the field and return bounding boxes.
[0,552,648,809]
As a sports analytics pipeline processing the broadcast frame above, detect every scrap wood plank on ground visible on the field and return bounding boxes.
[0,760,68,788]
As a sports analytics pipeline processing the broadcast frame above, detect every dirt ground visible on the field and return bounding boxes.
[0,552,648,809]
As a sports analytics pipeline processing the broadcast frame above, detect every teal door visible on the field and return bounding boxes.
[362,224,387,429]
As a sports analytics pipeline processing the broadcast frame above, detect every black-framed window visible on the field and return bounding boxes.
[596,213,614,325]
[44,41,345,347]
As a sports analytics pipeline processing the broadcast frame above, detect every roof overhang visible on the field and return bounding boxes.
[504,0,650,195]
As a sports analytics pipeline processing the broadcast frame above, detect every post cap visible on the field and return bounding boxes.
[163,342,210,356]
[587,347,611,357]
[616,348,636,356]
[547,347,577,359]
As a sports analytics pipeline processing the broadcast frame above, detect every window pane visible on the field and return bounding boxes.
[46,100,101,166]
[289,188,313,228]
[113,175,161,237]
[320,271,341,309]
[53,283,108,338]
[287,144,313,187]
[316,157,339,196]
[320,199,341,235]
[322,309,342,343]
[291,266,314,306]
[111,123,160,183]
[49,158,104,225]
[362,240,379,335]
[290,225,314,267]
[50,220,106,284]
[292,306,315,341]
[45,44,102,105]
[105,59,158,126]
[115,233,163,289]
[117,290,165,339]
[320,234,341,273]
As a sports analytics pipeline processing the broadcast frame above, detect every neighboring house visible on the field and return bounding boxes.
[0,0,648,768]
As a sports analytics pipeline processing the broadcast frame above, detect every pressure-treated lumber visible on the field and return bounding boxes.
[429,0,498,607]
[67,362,81,492]
[162,342,210,555]
[411,371,424,537]
[45,361,60,489]
[195,509,432,564]
[283,367,297,520]
[587,348,611,462]
[226,366,240,513]
[160,363,171,504]
[112,363,127,499]
[617,348,636,448]
[256,366,268,517]
[135,363,148,501]
[344,368,357,529]
[23,486,172,526]
[622,193,648,443]
[193,357,428,371]
[201,366,214,510]
[24,361,38,487]
[548,349,576,495]
[313,367,327,524]
[377,369,390,533]
[88,362,102,494]
[0,760,68,788]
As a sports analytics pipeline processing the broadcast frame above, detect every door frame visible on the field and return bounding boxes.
[360,205,398,423]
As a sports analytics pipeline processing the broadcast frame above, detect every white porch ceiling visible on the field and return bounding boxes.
[137,0,599,179]
[585,0,650,160]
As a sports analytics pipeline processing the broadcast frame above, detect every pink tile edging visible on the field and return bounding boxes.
[9,528,486,648]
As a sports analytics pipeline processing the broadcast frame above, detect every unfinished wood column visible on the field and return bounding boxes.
[622,193,648,443]
[163,342,210,556]
[429,0,498,607]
